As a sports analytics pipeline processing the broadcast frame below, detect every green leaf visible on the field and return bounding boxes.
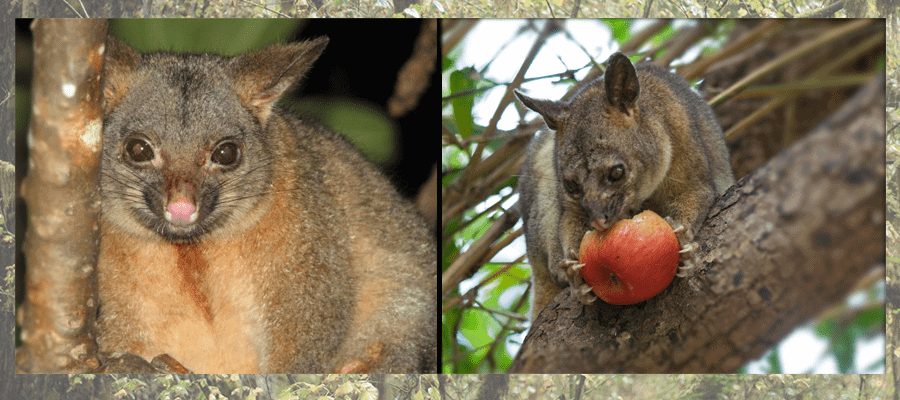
[604,19,631,45]
[443,47,461,72]
[649,23,675,47]
[441,307,460,371]
[854,307,885,331]
[765,347,782,373]
[814,315,837,338]
[831,325,855,373]
[449,68,477,138]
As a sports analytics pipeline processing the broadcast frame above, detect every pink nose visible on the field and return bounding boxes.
[166,200,197,224]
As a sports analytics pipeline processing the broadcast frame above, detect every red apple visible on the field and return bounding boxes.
[578,210,680,305]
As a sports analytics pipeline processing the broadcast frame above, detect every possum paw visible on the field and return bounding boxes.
[665,216,697,253]
[665,216,700,277]
[561,249,597,306]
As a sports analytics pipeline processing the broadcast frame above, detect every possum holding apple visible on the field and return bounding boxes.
[577,210,682,305]
[515,52,734,320]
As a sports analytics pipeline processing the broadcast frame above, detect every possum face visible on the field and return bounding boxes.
[555,142,642,232]
[515,53,677,232]
[552,94,658,232]
[516,83,667,233]
[100,51,274,243]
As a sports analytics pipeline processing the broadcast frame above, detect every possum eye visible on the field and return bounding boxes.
[211,142,240,166]
[124,138,154,163]
[608,165,625,182]
[563,179,581,197]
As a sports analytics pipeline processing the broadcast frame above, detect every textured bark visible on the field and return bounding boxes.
[510,73,885,373]
[16,19,107,373]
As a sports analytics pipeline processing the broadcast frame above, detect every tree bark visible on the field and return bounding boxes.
[16,19,107,373]
[510,73,885,373]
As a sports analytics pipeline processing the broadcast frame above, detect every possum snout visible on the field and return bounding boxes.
[583,193,626,232]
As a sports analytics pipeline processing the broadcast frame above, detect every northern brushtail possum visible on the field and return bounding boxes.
[515,52,735,321]
[96,36,436,373]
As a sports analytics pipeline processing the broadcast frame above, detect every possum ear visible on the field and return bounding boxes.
[102,36,141,113]
[604,52,640,115]
[230,37,329,124]
[515,89,568,131]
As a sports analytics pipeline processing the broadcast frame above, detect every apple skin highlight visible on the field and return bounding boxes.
[578,210,681,305]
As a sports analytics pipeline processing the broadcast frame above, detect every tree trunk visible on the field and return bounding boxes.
[511,73,885,373]
[16,18,106,374]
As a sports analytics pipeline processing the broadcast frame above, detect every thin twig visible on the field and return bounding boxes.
[722,31,883,140]
[59,0,84,17]
[709,19,873,107]
[78,0,90,17]
[642,0,654,17]
[569,0,580,17]
[450,22,556,210]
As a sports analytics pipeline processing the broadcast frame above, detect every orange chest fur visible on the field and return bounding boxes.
[97,226,268,373]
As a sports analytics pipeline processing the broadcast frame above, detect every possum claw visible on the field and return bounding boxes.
[664,215,700,275]
[558,249,598,305]
[679,243,696,254]
[576,285,597,305]
[676,257,700,277]
[561,259,579,267]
